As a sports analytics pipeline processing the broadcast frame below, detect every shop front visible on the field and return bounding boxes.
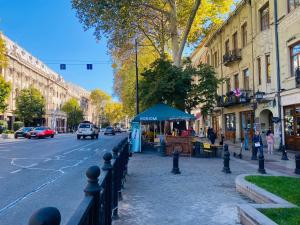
[225,113,236,142]
[284,104,300,151]
[240,110,254,144]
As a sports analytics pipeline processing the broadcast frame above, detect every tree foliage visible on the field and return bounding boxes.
[140,58,222,116]
[72,0,234,66]
[0,36,11,114]
[15,87,46,125]
[61,98,84,128]
[104,101,126,125]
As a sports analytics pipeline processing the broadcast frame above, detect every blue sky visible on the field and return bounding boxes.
[0,0,114,96]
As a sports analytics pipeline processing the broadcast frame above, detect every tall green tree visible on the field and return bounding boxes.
[15,87,45,126]
[72,0,233,66]
[61,98,84,129]
[104,101,126,125]
[0,36,11,114]
[90,89,111,124]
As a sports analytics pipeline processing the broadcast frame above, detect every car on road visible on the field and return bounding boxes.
[104,126,115,135]
[14,127,33,139]
[77,122,99,139]
[115,127,122,133]
[27,127,55,139]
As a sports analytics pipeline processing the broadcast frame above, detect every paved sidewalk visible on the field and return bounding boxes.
[114,152,258,225]
[224,140,300,177]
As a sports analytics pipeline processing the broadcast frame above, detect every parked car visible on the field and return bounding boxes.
[27,127,55,139]
[104,126,115,135]
[115,127,122,133]
[77,122,99,139]
[14,127,33,139]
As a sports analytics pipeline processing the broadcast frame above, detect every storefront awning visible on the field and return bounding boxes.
[132,103,195,122]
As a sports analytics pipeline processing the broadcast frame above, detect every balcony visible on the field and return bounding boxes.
[223,49,242,67]
[217,89,252,107]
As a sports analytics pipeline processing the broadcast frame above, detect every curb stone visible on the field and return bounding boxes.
[235,174,297,225]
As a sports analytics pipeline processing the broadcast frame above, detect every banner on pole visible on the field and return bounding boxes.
[131,122,141,152]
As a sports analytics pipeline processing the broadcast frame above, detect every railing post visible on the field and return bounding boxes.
[222,144,231,173]
[84,166,101,225]
[111,146,119,219]
[171,150,181,174]
[295,154,300,175]
[102,152,113,225]
[28,207,61,225]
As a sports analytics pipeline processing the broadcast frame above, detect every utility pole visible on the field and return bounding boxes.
[273,0,283,148]
[135,38,139,115]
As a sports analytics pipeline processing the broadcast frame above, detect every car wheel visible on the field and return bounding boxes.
[91,135,94,140]
[77,135,81,140]
[28,136,31,139]
[83,136,86,139]
[96,134,99,139]
[14,135,18,139]
[51,135,54,138]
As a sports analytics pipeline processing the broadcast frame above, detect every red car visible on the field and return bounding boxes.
[27,127,55,139]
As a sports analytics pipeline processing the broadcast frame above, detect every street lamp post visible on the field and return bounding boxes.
[135,39,139,115]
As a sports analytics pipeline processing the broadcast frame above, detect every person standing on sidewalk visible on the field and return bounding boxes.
[266,128,274,155]
[252,130,263,156]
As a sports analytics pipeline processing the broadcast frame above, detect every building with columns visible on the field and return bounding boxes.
[190,0,300,150]
[0,33,97,132]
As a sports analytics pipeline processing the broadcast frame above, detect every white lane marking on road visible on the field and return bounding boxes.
[43,158,51,162]
[10,169,22,174]
[62,142,96,155]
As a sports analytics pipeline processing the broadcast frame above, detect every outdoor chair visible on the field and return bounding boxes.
[203,142,215,158]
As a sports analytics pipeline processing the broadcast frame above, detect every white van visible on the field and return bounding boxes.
[77,122,99,140]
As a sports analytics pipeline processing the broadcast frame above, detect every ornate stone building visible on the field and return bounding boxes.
[191,0,300,150]
[0,33,97,132]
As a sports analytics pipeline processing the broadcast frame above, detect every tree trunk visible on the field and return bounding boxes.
[169,0,180,66]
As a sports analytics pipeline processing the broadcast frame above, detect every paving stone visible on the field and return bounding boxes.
[114,153,257,225]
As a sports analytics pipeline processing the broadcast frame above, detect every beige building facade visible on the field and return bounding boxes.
[0,33,97,132]
[190,0,300,150]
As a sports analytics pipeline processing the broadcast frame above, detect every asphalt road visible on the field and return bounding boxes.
[0,133,126,225]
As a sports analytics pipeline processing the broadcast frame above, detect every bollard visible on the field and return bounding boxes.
[295,154,300,175]
[194,141,201,157]
[112,146,119,159]
[222,144,231,173]
[251,144,258,160]
[171,150,181,174]
[102,152,113,171]
[28,207,61,225]
[258,152,266,174]
[160,140,166,157]
[281,145,289,161]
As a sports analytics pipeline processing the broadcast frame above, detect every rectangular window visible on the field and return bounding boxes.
[288,0,300,12]
[243,68,249,90]
[257,58,262,85]
[284,107,295,136]
[225,40,230,54]
[266,54,271,83]
[242,23,247,47]
[260,3,270,31]
[225,113,236,130]
[290,42,300,76]
[226,78,231,93]
[234,74,239,89]
[214,51,218,68]
[232,32,238,50]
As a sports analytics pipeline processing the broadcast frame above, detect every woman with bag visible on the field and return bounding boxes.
[252,130,263,156]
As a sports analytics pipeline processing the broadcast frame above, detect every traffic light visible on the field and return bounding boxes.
[60,64,66,70]
[87,64,93,70]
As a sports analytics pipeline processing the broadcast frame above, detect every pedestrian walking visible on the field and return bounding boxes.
[252,130,263,156]
[266,128,274,155]
[207,127,212,139]
[199,128,205,138]
[209,129,216,144]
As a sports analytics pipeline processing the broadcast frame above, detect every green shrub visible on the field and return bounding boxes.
[0,120,8,129]
[3,129,14,134]
[13,121,24,131]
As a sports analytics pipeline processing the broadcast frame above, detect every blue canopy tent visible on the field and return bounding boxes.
[131,103,195,152]
[133,103,195,122]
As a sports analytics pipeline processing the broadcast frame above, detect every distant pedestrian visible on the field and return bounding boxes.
[199,128,205,138]
[209,129,216,144]
[252,130,263,156]
[266,128,274,155]
[207,127,212,139]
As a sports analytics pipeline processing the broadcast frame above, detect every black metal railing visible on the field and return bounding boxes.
[28,137,130,225]
[223,49,242,67]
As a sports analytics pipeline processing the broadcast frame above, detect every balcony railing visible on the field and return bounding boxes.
[217,89,252,107]
[223,49,242,67]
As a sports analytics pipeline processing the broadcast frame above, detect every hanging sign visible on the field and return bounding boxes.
[131,122,141,153]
